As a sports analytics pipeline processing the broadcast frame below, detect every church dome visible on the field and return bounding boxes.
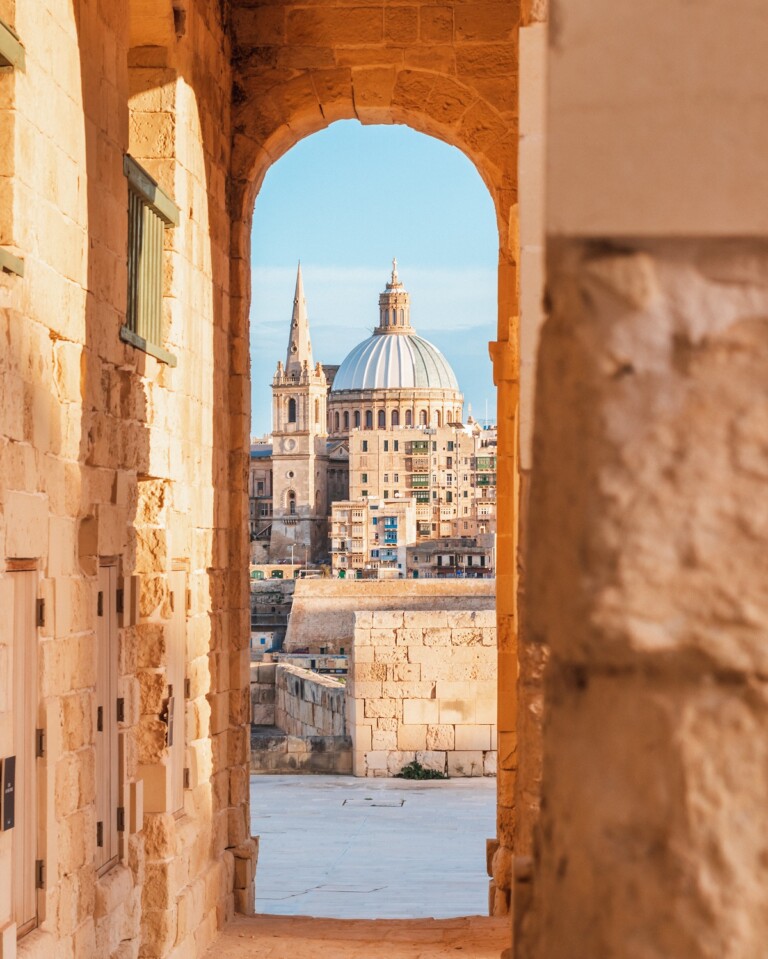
[332,260,460,394]
[332,331,460,393]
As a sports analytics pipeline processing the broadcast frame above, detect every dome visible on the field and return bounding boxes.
[331,331,460,393]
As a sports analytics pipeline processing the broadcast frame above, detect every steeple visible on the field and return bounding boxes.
[376,257,413,334]
[285,262,313,374]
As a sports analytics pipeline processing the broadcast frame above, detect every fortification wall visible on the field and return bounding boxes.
[347,610,497,778]
[284,580,495,654]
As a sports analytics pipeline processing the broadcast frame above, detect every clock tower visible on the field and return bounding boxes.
[269,264,329,562]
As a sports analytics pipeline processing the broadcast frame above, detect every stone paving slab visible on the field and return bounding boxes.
[250,774,496,919]
[203,915,510,959]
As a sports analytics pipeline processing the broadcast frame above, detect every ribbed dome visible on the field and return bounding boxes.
[332,332,460,393]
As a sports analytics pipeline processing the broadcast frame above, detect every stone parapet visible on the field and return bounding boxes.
[348,610,497,778]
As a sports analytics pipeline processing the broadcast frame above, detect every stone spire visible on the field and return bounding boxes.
[285,262,313,374]
[376,257,413,334]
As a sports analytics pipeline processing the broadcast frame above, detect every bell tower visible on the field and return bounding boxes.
[270,264,329,562]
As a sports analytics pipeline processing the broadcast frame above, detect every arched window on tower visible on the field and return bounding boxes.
[419,409,427,426]
[288,398,297,423]
[391,410,400,427]
[315,398,320,425]
[377,410,386,429]
[344,411,350,431]
[399,309,404,325]
[288,491,296,515]
[436,410,442,427]
[405,409,412,427]
[365,410,373,430]
[334,411,340,432]
[354,411,361,429]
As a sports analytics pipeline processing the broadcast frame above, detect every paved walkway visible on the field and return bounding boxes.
[203,915,510,959]
[250,775,497,919]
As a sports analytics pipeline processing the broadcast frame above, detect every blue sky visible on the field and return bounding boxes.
[249,120,498,437]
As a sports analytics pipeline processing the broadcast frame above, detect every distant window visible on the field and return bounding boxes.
[405,410,413,427]
[334,411,340,432]
[436,411,442,427]
[377,409,386,428]
[384,474,389,482]
[419,410,427,425]
[447,441,454,451]
[288,491,296,515]
[394,440,399,451]
[384,440,389,452]
[384,490,389,498]
[362,490,368,497]
[288,398,297,423]
[344,411,350,430]
[391,410,400,427]
[362,473,368,483]
[365,410,373,429]
[394,474,399,482]
[362,440,368,452]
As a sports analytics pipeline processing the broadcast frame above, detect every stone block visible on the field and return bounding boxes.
[483,750,498,776]
[427,724,456,750]
[448,751,485,778]
[440,699,476,725]
[364,698,396,719]
[415,751,447,774]
[0,923,16,959]
[372,728,397,750]
[353,724,372,751]
[455,724,492,751]
[403,699,439,725]
[397,724,427,750]
[423,627,452,646]
[386,751,415,775]
[251,704,275,725]
[365,750,389,771]
[5,490,48,558]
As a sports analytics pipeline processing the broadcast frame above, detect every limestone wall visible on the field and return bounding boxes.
[348,611,497,778]
[285,579,495,654]
[251,663,277,726]
[0,2,255,957]
[250,664,351,774]
[275,665,347,738]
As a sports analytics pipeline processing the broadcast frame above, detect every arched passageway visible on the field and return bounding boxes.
[229,0,521,917]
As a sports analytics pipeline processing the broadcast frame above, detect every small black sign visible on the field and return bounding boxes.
[2,756,16,830]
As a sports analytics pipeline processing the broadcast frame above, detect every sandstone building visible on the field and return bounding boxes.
[0,0,764,957]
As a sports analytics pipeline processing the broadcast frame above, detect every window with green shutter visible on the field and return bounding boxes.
[121,155,179,366]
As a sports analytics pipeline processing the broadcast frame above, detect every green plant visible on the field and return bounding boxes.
[396,760,448,780]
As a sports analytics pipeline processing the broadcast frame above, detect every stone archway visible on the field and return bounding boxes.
[228,0,521,917]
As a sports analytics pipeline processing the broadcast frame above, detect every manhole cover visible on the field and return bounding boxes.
[342,797,405,807]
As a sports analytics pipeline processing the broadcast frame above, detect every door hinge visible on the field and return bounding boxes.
[35,859,45,888]
[96,821,103,847]
[183,767,190,790]
[117,807,125,833]
[36,598,45,628]
[97,591,104,617]
[116,698,125,723]
[116,589,124,615]
[35,728,45,759]
[96,706,103,732]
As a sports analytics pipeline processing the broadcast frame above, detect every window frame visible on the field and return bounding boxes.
[120,154,180,367]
